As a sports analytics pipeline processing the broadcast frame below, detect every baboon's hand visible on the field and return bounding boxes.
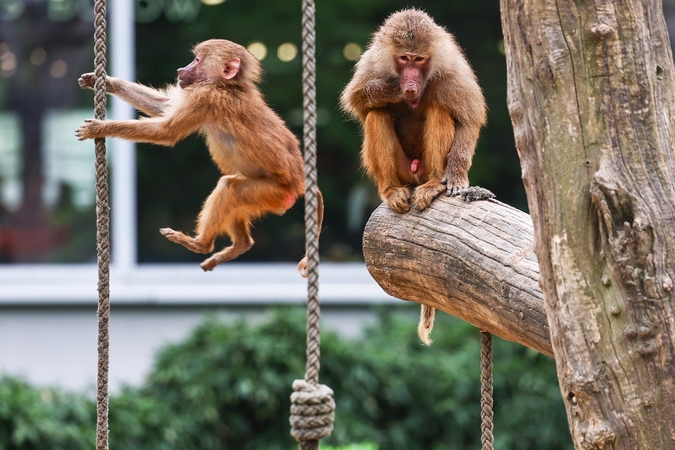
[78,73,96,90]
[441,175,470,197]
[78,73,115,93]
[75,119,104,141]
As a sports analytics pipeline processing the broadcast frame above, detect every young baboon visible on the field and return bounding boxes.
[77,39,322,274]
[340,9,488,344]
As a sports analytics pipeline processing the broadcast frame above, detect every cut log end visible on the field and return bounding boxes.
[363,196,553,357]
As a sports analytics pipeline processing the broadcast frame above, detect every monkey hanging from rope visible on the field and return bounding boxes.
[77,39,322,275]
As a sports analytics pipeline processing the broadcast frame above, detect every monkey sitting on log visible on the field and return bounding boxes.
[76,39,322,275]
[340,9,489,344]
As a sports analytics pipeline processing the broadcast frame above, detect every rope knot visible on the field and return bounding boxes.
[289,379,335,442]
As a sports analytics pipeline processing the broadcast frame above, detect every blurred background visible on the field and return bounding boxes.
[0,0,523,264]
[4,0,674,448]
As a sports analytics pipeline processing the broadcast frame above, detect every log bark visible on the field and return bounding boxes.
[501,0,675,448]
[363,196,553,357]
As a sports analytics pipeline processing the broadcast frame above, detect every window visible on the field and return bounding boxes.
[0,0,386,304]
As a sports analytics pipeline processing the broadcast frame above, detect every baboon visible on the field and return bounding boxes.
[340,9,488,343]
[77,39,322,274]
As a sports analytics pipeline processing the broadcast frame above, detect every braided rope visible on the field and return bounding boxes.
[301,0,320,387]
[92,0,110,448]
[290,1,335,449]
[480,332,494,450]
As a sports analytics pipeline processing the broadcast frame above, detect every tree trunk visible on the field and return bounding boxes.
[500,0,675,448]
[363,196,553,357]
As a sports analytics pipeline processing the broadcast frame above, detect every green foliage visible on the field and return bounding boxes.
[113,312,308,449]
[322,443,378,450]
[0,377,93,450]
[0,309,571,449]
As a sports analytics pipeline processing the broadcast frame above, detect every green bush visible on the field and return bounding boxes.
[0,308,572,449]
[0,377,93,450]
[322,443,378,450]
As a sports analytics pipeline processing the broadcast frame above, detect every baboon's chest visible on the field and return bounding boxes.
[389,102,426,159]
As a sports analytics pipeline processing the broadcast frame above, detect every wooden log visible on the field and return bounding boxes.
[363,196,553,357]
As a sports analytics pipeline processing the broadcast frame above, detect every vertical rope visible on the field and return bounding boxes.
[289,1,335,449]
[480,331,494,450]
[92,0,110,448]
[301,0,320,389]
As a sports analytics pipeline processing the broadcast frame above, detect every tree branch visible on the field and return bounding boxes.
[363,196,553,357]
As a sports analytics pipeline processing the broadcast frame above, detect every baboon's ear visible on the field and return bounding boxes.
[223,58,241,80]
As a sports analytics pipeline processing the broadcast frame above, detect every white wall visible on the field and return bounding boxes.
[0,263,402,393]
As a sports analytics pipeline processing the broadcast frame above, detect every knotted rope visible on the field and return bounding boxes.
[480,331,494,450]
[290,380,336,442]
[91,0,111,447]
[289,0,335,449]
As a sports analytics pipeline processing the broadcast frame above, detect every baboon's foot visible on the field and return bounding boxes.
[160,228,213,254]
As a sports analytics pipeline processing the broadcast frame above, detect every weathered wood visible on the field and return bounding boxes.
[363,196,553,357]
[501,0,675,448]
